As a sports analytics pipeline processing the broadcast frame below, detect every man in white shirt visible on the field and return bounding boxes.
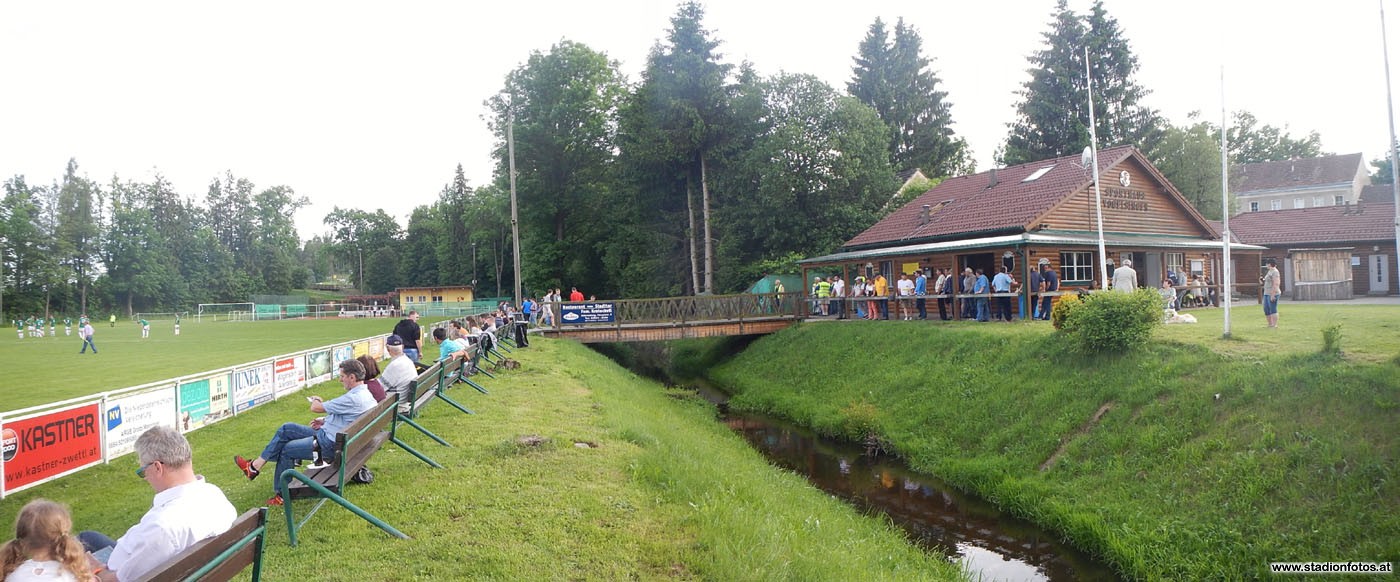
[380,334,418,412]
[896,273,915,320]
[82,426,236,582]
[1111,258,1138,293]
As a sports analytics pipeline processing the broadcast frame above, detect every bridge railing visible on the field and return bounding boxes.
[547,292,802,330]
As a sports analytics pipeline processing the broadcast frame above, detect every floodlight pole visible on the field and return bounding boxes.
[1085,47,1109,289]
[1382,0,1400,291]
[1220,67,1233,338]
[508,117,522,308]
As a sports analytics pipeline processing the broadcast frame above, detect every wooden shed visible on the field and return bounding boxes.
[1289,248,1353,301]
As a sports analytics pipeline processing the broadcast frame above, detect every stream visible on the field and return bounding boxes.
[689,379,1120,582]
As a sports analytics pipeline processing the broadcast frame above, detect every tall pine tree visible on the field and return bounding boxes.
[1002,0,1159,165]
[849,18,970,176]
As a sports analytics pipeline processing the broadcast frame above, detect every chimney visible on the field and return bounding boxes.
[919,204,931,225]
[1343,201,1353,215]
[988,168,999,189]
[1357,199,1365,214]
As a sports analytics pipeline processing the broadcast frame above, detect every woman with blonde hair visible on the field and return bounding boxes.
[0,499,89,582]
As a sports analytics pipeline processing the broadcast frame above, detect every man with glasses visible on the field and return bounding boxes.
[78,426,236,582]
[233,359,377,506]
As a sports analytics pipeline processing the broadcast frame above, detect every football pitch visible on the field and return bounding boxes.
[0,317,442,413]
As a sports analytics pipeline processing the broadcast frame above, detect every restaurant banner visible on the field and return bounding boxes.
[2,403,102,494]
[232,363,275,414]
[177,373,231,433]
[104,386,178,459]
[274,355,307,398]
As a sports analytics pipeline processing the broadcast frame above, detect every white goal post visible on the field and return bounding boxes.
[197,303,255,323]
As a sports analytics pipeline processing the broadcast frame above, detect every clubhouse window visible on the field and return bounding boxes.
[1060,251,1094,283]
[1249,201,1259,212]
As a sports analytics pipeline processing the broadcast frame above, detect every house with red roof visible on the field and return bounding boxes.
[1227,201,1398,296]
[800,146,1265,318]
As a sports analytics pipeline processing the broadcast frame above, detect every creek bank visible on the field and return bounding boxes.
[706,321,1400,580]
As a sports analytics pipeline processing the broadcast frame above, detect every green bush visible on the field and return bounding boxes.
[1050,292,1082,330]
[1060,288,1162,353]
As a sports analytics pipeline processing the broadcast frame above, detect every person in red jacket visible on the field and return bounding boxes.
[568,287,584,302]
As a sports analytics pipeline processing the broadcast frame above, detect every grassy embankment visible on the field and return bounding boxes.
[708,304,1400,580]
[0,337,961,581]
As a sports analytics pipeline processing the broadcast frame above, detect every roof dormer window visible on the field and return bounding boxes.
[1022,165,1055,182]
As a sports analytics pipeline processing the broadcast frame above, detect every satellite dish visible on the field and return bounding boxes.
[1080,146,1093,169]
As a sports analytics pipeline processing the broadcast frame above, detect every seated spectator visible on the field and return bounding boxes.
[431,328,468,362]
[80,427,236,581]
[357,355,386,402]
[379,335,416,405]
[233,360,377,506]
[1,499,89,582]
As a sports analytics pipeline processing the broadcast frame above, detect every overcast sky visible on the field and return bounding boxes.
[2,0,1395,240]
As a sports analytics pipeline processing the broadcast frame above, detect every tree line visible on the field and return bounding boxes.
[0,1,1353,315]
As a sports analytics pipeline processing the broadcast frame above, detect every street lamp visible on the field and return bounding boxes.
[471,242,478,288]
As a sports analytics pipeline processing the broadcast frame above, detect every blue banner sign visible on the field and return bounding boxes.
[560,302,616,324]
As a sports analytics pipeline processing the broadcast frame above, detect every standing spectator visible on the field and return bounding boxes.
[851,276,867,319]
[932,269,948,321]
[1,499,90,582]
[83,427,236,580]
[973,268,990,322]
[233,360,376,505]
[896,273,915,320]
[938,269,955,321]
[873,273,889,320]
[1027,265,1043,319]
[815,276,832,316]
[568,287,584,302]
[914,269,928,320]
[1261,258,1281,328]
[830,275,846,319]
[392,311,423,362]
[78,321,97,355]
[1038,259,1058,321]
[521,296,536,327]
[863,276,878,320]
[513,304,530,348]
[1111,259,1138,292]
[960,268,976,319]
[991,266,1016,322]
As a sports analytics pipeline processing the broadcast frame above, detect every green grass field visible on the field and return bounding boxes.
[0,317,444,413]
[0,334,960,581]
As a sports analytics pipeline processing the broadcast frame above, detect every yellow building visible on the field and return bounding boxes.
[396,285,476,314]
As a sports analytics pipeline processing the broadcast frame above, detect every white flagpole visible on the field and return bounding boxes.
[1381,0,1400,293]
[1085,47,1109,289]
[1220,67,1233,338]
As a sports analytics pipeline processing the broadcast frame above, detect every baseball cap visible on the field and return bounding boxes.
[386,334,404,346]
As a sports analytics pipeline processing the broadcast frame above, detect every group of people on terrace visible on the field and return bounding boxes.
[802,256,1239,323]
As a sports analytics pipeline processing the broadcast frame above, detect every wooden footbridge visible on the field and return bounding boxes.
[537,293,801,343]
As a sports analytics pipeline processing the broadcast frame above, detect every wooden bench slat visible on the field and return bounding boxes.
[286,395,397,498]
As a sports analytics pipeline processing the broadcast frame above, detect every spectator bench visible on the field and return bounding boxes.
[277,392,440,546]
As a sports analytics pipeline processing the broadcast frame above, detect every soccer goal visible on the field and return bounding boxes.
[133,311,189,321]
[197,303,255,323]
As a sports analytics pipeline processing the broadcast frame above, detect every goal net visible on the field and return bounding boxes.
[197,303,255,323]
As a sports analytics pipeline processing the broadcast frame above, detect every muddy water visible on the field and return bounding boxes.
[692,384,1119,582]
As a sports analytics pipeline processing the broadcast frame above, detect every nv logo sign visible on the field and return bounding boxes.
[106,406,124,431]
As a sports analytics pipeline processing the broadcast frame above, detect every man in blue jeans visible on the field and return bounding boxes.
[973,268,991,322]
[233,359,377,505]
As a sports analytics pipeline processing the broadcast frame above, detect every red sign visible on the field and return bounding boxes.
[3,403,103,494]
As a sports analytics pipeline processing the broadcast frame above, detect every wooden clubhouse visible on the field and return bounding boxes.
[799,145,1265,319]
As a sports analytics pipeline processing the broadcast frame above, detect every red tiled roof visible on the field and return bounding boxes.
[1231,153,1363,194]
[1228,202,1396,245]
[844,145,1137,249]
